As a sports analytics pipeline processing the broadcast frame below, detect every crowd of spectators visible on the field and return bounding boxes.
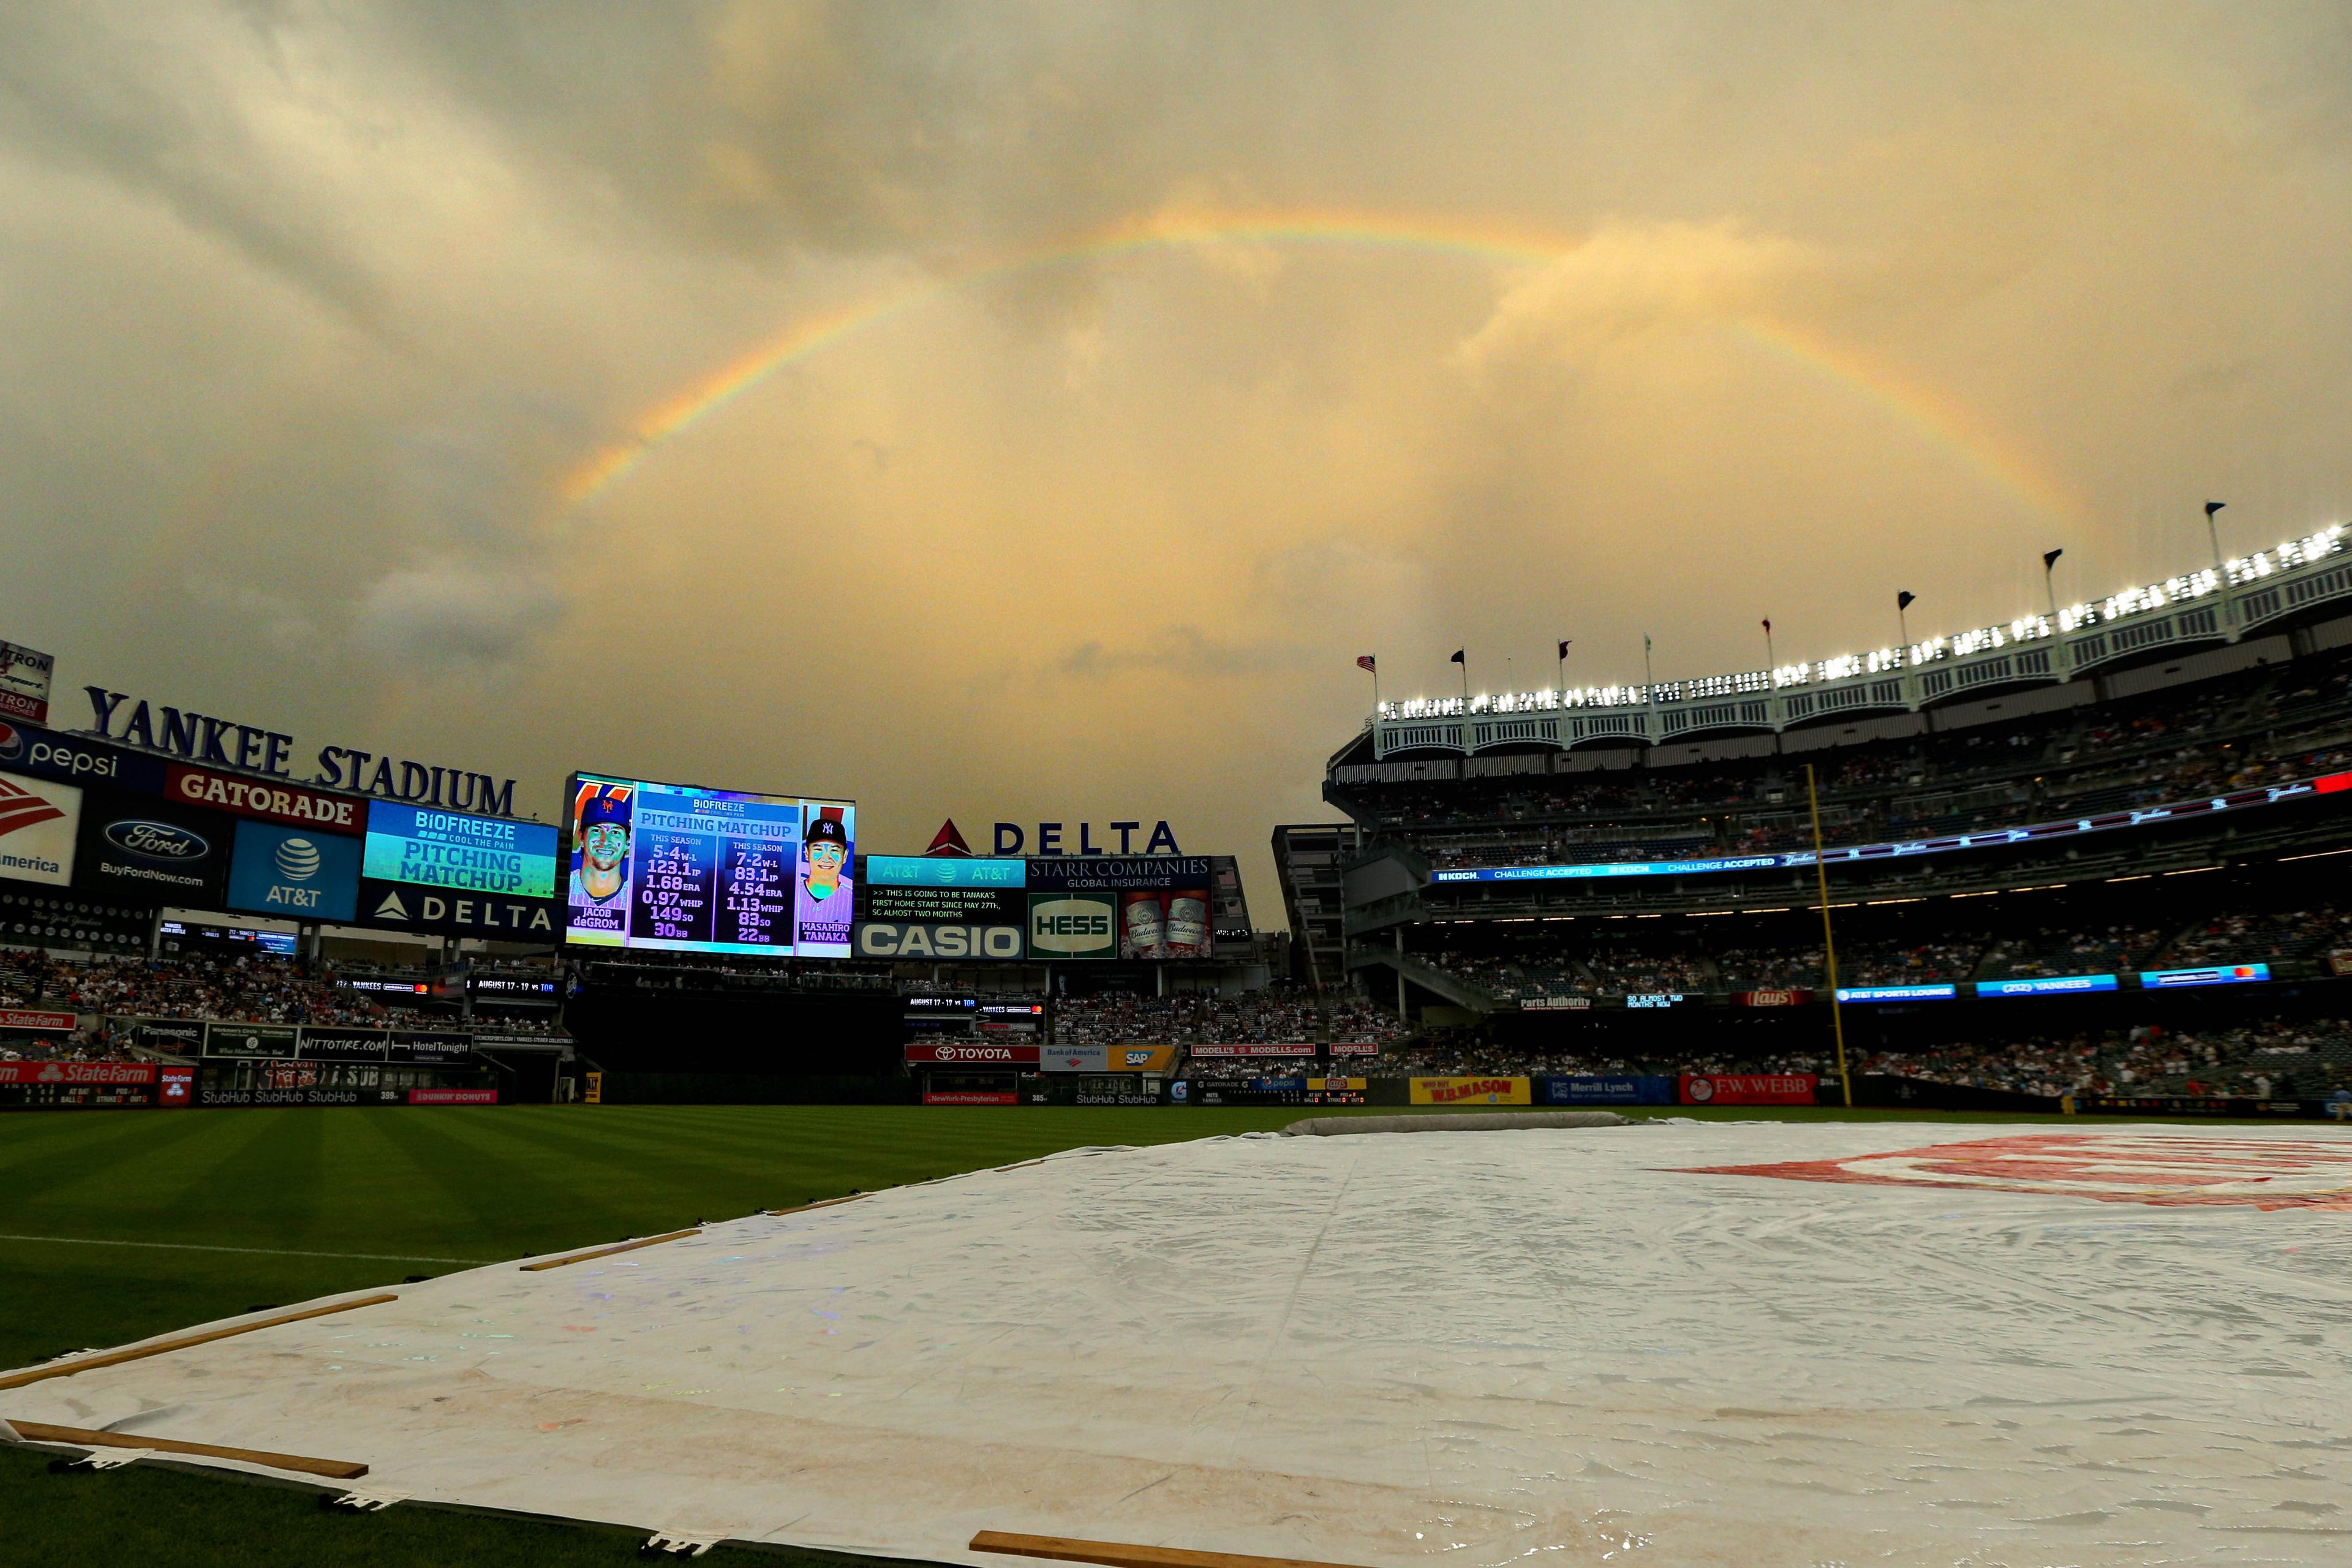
[1052,987,1408,1047]
[1401,892,2352,1003]
[1979,923,2169,979]
[0,949,570,1038]
[1860,1017,2352,1099]
[1344,652,2352,872]
[1374,1017,2352,1101]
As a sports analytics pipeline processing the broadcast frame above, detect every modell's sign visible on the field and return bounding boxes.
[904,1042,1042,1065]
[85,687,518,816]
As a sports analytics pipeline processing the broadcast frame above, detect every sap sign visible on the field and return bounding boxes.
[227,820,360,921]
[1026,894,1115,958]
[856,921,1024,959]
[992,821,1181,856]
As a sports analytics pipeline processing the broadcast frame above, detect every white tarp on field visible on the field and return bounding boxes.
[9,1120,2352,1566]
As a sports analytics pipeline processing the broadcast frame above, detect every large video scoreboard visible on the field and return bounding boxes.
[563,772,855,958]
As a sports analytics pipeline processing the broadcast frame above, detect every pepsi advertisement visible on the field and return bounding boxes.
[75,790,232,905]
[564,772,854,957]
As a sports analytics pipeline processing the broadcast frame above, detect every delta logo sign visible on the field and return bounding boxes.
[1682,1133,2352,1211]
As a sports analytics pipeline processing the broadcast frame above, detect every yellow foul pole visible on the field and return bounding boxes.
[1804,763,1853,1107]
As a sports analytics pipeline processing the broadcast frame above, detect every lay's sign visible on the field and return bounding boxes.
[1410,1076,1531,1106]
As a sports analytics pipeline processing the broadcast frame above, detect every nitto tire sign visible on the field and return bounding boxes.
[1026,894,1115,959]
[856,921,1024,960]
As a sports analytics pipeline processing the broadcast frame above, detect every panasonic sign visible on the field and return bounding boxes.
[856,921,1025,960]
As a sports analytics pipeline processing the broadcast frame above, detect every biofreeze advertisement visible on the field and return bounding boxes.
[364,802,557,899]
[564,772,854,957]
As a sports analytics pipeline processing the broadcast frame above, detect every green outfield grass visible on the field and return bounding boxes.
[0,1102,2157,1566]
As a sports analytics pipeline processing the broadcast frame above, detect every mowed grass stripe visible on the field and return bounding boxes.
[83,1109,349,1253]
[347,1109,643,1252]
[0,1232,496,1264]
[0,1107,246,1212]
[334,1108,634,1257]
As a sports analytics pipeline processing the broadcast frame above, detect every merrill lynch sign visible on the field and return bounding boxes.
[84,687,518,817]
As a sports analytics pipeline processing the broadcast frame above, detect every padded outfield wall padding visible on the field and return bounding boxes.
[1280,1109,1626,1135]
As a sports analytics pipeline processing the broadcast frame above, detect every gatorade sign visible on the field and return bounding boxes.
[1026,893,1115,959]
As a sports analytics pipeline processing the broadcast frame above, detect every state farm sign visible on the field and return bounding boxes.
[0,1061,154,1085]
[904,1042,1042,1066]
[0,1008,78,1031]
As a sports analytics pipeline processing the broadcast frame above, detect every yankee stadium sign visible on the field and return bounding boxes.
[83,687,517,817]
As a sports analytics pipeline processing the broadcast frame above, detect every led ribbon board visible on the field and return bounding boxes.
[1429,772,2352,885]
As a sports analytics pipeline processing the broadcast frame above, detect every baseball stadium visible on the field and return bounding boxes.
[12,7,2352,1567]
[9,522,2352,1567]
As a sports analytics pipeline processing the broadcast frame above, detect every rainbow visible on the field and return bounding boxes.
[559,206,2088,529]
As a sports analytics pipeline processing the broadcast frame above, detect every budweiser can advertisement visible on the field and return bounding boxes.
[1120,891,1167,958]
[1163,889,1209,956]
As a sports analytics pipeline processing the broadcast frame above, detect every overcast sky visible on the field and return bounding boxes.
[6,2,2351,906]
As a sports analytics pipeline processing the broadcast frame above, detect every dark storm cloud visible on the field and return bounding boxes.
[3,1,2352,889]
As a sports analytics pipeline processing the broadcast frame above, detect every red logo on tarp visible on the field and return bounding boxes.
[1681,1132,2352,1210]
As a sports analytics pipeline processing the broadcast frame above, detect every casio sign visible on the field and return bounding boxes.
[104,819,211,862]
[857,922,1024,959]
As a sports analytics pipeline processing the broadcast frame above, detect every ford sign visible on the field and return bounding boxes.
[104,818,211,861]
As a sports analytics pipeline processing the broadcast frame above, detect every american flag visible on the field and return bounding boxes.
[1356,655,1376,674]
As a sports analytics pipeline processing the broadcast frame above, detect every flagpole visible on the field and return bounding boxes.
[1807,762,1853,1107]
[1642,634,1656,739]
